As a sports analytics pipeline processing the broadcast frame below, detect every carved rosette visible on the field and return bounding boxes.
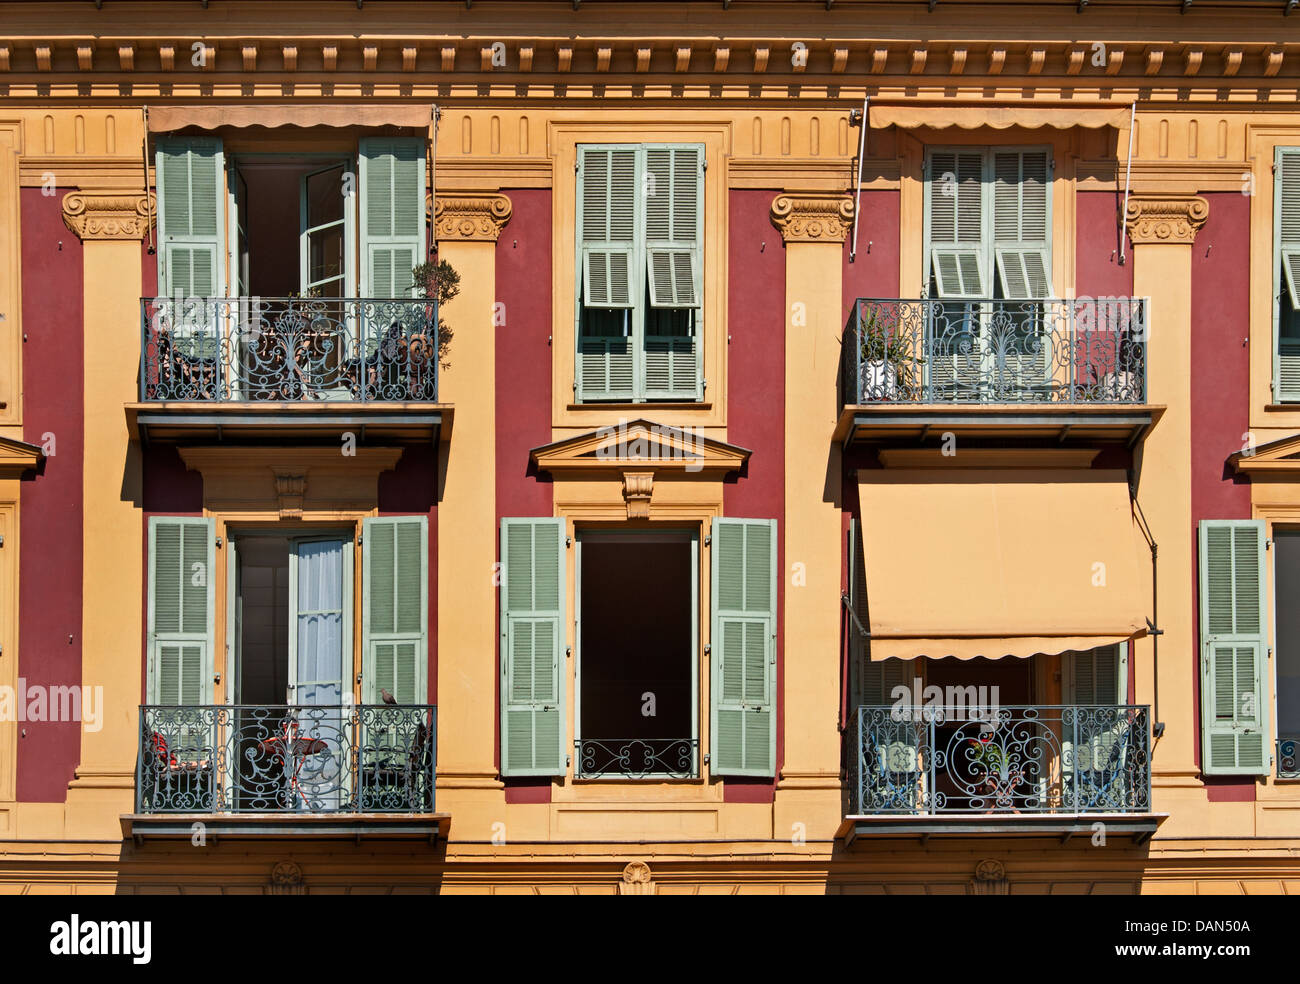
[1123,195,1209,245]
[970,858,1009,896]
[432,193,513,242]
[619,860,656,896]
[770,193,854,244]
[270,861,305,896]
[62,191,156,241]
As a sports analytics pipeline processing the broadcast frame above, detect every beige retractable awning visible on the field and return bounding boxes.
[858,468,1148,661]
[147,104,433,132]
[869,103,1129,131]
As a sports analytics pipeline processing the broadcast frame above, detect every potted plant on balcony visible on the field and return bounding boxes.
[857,304,912,401]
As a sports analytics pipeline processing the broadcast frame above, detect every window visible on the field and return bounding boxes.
[155,136,426,299]
[498,516,776,779]
[1274,147,1300,401]
[1273,530,1300,777]
[1197,520,1269,775]
[923,147,1053,399]
[575,144,704,403]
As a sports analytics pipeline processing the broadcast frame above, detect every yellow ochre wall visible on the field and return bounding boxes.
[0,1,1298,893]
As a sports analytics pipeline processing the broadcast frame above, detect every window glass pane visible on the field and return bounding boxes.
[1275,531,1300,736]
[307,165,345,228]
[308,225,344,288]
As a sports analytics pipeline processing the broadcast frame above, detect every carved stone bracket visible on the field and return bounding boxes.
[770,192,854,244]
[622,471,654,519]
[619,860,656,896]
[62,191,155,241]
[272,470,307,518]
[432,193,513,242]
[1124,194,1209,245]
[270,861,304,896]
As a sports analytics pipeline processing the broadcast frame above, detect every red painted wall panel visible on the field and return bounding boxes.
[723,189,787,802]
[17,189,84,801]
[494,190,555,802]
[1189,192,1254,800]
[842,189,901,304]
[1075,190,1134,299]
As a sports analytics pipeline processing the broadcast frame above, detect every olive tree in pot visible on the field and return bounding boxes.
[411,258,460,371]
[857,305,912,401]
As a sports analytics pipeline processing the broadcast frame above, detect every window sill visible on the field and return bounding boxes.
[566,402,712,412]
[1265,404,1300,411]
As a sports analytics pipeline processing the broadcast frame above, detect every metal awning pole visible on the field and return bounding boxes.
[1119,100,1135,266]
[429,104,439,257]
[142,105,154,252]
[850,96,869,263]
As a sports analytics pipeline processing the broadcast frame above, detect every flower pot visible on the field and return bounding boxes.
[860,358,899,401]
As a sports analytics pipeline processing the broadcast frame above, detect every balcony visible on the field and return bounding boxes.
[126,703,445,841]
[837,297,1160,449]
[845,705,1159,843]
[130,296,448,444]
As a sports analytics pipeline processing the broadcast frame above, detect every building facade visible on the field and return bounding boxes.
[1,0,1299,894]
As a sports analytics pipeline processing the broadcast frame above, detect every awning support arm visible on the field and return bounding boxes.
[841,592,869,639]
[849,96,868,263]
[142,106,154,253]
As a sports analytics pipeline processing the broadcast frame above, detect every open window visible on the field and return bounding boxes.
[575,144,704,403]
[1274,148,1300,401]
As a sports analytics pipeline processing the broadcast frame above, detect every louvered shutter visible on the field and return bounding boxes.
[1275,148,1300,400]
[578,146,637,309]
[926,150,986,298]
[642,146,703,399]
[362,517,428,705]
[992,149,1053,300]
[360,138,426,297]
[147,517,215,706]
[156,137,224,299]
[1198,521,1270,775]
[711,518,777,777]
[500,518,566,776]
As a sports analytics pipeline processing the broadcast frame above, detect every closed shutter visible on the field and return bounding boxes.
[156,137,224,299]
[500,518,567,776]
[992,149,1053,300]
[1198,520,1270,775]
[147,517,215,705]
[360,137,426,297]
[711,518,777,777]
[362,517,428,705]
[1275,148,1300,400]
[926,150,986,298]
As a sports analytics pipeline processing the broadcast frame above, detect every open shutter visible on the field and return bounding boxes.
[360,137,426,297]
[992,149,1053,300]
[711,518,777,777]
[1275,149,1300,400]
[156,137,224,299]
[926,150,986,299]
[576,146,638,402]
[500,518,566,776]
[147,517,215,705]
[362,517,428,705]
[1199,520,1270,775]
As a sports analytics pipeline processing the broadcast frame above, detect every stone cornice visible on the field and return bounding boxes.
[61,191,154,241]
[770,193,854,244]
[432,193,512,243]
[1123,194,1209,245]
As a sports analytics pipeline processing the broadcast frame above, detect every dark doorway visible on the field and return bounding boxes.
[577,532,696,777]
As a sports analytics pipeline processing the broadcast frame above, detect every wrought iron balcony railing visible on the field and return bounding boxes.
[842,297,1147,405]
[1279,738,1299,780]
[137,704,436,815]
[140,296,438,403]
[848,705,1151,816]
[575,738,699,779]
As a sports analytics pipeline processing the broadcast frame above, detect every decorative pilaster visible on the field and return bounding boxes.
[1123,194,1209,245]
[770,193,854,244]
[61,191,155,241]
[432,193,513,243]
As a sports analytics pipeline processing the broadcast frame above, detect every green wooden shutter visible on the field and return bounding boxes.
[1275,148,1300,400]
[1199,520,1270,775]
[147,517,215,705]
[992,149,1053,300]
[155,137,224,298]
[362,516,428,705]
[711,518,777,777]
[643,145,703,400]
[500,518,566,776]
[360,137,427,297]
[926,150,986,298]
[576,146,638,402]
[1067,647,1120,706]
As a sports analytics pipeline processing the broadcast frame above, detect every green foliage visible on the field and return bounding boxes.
[857,305,911,364]
[412,259,460,370]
